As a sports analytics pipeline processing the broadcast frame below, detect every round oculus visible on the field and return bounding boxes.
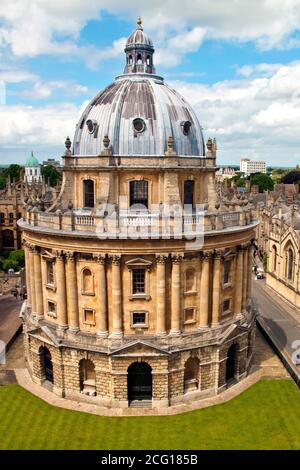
[133,118,146,133]
[182,121,192,136]
[86,119,97,134]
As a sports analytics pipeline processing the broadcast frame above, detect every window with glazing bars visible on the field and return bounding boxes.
[223,260,231,284]
[83,179,95,208]
[46,261,54,285]
[132,312,146,325]
[130,180,148,208]
[132,268,145,294]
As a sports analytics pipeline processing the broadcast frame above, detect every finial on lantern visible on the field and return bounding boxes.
[137,16,143,30]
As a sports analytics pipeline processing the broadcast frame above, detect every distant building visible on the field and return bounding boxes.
[24,152,41,183]
[240,158,266,176]
[42,158,61,170]
[216,167,237,181]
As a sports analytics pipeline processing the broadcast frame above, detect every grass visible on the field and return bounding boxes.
[0,380,300,450]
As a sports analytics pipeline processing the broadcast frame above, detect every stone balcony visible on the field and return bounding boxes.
[20,204,256,239]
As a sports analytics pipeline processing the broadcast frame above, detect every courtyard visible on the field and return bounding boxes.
[0,379,299,450]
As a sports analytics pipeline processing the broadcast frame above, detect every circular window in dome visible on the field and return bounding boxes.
[182,121,192,136]
[86,119,97,134]
[133,118,146,133]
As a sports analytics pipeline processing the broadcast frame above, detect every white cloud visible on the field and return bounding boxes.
[1,0,300,67]
[19,80,89,100]
[168,61,300,165]
[237,63,284,78]
[156,27,206,67]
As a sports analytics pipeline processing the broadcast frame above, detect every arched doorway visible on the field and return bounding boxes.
[79,359,96,396]
[40,346,53,383]
[128,362,152,404]
[226,344,237,384]
[184,357,199,392]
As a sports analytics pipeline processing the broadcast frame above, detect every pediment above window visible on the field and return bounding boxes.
[125,257,153,270]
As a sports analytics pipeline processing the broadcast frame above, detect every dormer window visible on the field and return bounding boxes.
[86,119,97,134]
[133,118,146,133]
[182,121,192,136]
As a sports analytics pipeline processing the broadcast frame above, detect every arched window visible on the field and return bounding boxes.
[8,213,13,224]
[184,357,199,392]
[83,179,94,208]
[226,344,237,384]
[184,180,194,207]
[128,362,152,403]
[2,229,14,248]
[285,247,294,281]
[46,260,54,285]
[39,346,53,383]
[130,180,148,209]
[146,55,151,65]
[128,55,133,65]
[0,213,4,224]
[185,268,196,293]
[79,359,96,395]
[82,268,94,294]
[137,53,142,64]
[272,245,277,272]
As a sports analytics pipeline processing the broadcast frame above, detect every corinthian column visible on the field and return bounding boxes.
[242,246,248,310]
[111,255,122,338]
[170,254,182,336]
[199,252,211,328]
[96,255,108,337]
[65,252,79,332]
[234,247,244,315]
[55,251,68,329]
[247,244,253,301]
[29,245,36,314]
[211,250,222,326]
[156,254,167,336]
[33,247,44,319]
[24,242,31,305]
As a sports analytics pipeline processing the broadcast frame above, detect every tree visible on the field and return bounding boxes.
[4,164,21,181]
[41,165,60,187]
[0,175,6,190]
[2,250,25,272]
[281,171,300,184]
[250,173,274,192]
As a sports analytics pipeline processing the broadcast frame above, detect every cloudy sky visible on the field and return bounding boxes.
[1,0,300,166]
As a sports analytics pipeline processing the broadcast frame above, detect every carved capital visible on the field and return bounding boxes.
[201,250,213,261]
[171,253,183,264]
[213,250,223,259]
[65,251,75,261]
[54,250,65,261]
[156,254,168,264]
[94,254,106,265]
[111,255,121,266]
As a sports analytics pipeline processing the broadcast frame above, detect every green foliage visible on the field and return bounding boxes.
[0,380,299,449]
[263,253,268,272]
[4,164,21,181]
[281,170,300,184]
[250,173,274,192]
[41,165,60,187]
[0,175,6,190]
[1,249,25,272]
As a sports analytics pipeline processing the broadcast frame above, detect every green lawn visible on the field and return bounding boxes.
[0,380,300,450]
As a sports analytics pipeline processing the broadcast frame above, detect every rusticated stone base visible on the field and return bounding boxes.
[23,310,256,412]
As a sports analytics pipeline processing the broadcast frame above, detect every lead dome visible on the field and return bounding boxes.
[73,18,205,157]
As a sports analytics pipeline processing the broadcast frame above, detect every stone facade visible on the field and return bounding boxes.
[19,19,257,412]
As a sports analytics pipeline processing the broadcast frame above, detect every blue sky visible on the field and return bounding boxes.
[1,1,300,166]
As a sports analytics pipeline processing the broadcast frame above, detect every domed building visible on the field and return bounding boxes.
[19,18,257,410]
